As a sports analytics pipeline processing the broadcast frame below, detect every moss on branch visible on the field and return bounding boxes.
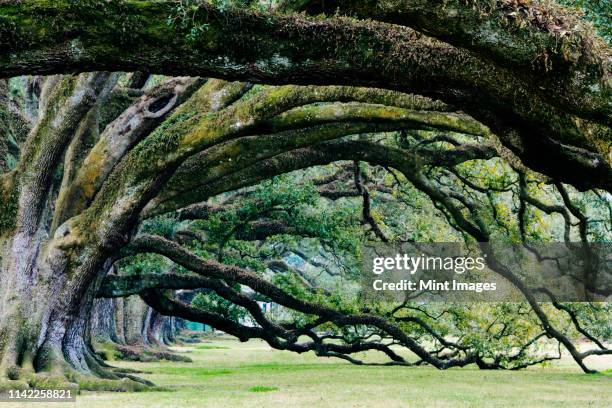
[0,1,607,189]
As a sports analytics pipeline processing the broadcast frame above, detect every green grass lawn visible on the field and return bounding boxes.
[12,337,612,408]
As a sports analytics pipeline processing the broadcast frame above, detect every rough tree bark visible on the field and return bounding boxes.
[0,73,120,386]
[90,295,188,363]
[1,74,466,387]
[0,0,609,189]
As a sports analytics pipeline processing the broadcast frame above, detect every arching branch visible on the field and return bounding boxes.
[0,1,609,189]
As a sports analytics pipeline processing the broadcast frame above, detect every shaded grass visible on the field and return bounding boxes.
[154,367,233,377]
[17,337,611,408]
[194,344,230,350]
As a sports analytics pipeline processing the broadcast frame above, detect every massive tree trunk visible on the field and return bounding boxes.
[0,241,113,383]
[0,73,153,389]
[0,73,110,382]
[90,298,119,346]
[2,74,438,385]
[90,295,188,363]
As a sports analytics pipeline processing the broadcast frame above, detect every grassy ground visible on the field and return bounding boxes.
[8,337,611,408]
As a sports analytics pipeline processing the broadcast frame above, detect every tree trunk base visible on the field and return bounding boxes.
[94,341,192,363]
[0,371,153,392]
[0,343,155,391]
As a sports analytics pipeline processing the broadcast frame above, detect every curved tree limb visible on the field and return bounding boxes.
[0,1,609,189]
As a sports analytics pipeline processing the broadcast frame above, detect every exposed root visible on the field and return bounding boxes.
[0,372,155,392]
[94,342,192,363]
[0,349,157,392]
[27,373,79,391]
[0,372,77,393]
[92,342,123,362]
[0,379,30,391]
[111,367,152,375]
[81,348,156,387]
[74,375,154,392]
